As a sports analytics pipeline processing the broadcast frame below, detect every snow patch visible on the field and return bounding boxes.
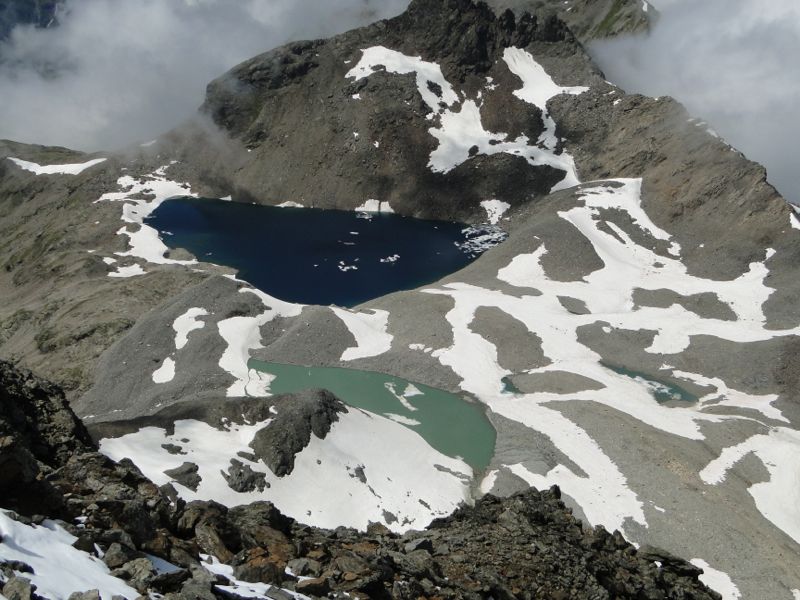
[480,199,511,225]
[7,156,106,175]
[108,264,146,278]
[217,287,302,398]
[355,198,394,213]
[152,357,176,384]
[346,46,458,113]
[173,307,209,350]
[690,559,741,600]
[0,510,138,599]
[699,427,800,545]
[97,164,198,272]
[331,307,392,361]
[99,408,472,533]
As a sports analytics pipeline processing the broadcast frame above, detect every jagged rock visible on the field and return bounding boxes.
[403,537,433,554]
[0,359,95,515]
[0,365,722,599]
[638,545,706,578]
[110,558,155,592]
[194,522,235,564]
[149,569,191,594]
[222,458,267,492]
[102,542,142,569]
[231,548,283,584]
[163,462,201,492]
[287,557,322,578]
[295,577,331,596]
[249,389,346,476]
[2,577,39,600]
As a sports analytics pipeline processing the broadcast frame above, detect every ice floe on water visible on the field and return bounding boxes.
[354,198,394,213]
[96,163,198,277]
[99,407,472,532]
[0,510,138,599]
[7,156,107,175]
[346,46,587,192]
[331,307,392,361]
[456,224,507,257]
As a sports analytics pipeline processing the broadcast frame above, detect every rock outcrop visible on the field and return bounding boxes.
[250,388,345,476]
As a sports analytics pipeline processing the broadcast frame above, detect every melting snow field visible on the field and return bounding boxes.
[331,306,392,361]
[95,163,198,277]
[0,511,138,599]
[346,46,587,191]
[99,407,472,532]
[6,156,107,175]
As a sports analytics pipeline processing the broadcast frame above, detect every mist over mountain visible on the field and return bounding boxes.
[0,0,408,151]
[590,0,800,204]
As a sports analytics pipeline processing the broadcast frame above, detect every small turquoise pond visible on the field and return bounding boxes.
[146,198,505,307]
[604,363,698,404]
[249,360,496,471]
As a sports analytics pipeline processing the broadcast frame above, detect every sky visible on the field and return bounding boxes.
[591,0,800,204]
[0,0,796,204]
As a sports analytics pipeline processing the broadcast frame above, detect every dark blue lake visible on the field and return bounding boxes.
[146,198,505,306]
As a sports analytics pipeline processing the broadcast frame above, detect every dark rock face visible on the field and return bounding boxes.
[191,0,591,221]
[222,459,267,493]
[0,0,62,42]
[249,388,346,476]
[485,0,653,42]
[0,359,94,515]
[164,461,202,492]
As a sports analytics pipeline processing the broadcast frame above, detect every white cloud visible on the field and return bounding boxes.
[590,0,800,203]
[0,0,408,151]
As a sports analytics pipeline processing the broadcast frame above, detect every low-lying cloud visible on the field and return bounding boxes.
[591,0,800,203]
[0,0,409,152]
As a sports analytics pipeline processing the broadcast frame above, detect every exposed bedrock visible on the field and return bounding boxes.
[250,389,345,476]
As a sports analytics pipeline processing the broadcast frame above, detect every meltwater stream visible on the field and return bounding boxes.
[146,197,505,306]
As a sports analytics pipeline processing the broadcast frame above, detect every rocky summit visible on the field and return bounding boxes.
[1,0,799,598]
